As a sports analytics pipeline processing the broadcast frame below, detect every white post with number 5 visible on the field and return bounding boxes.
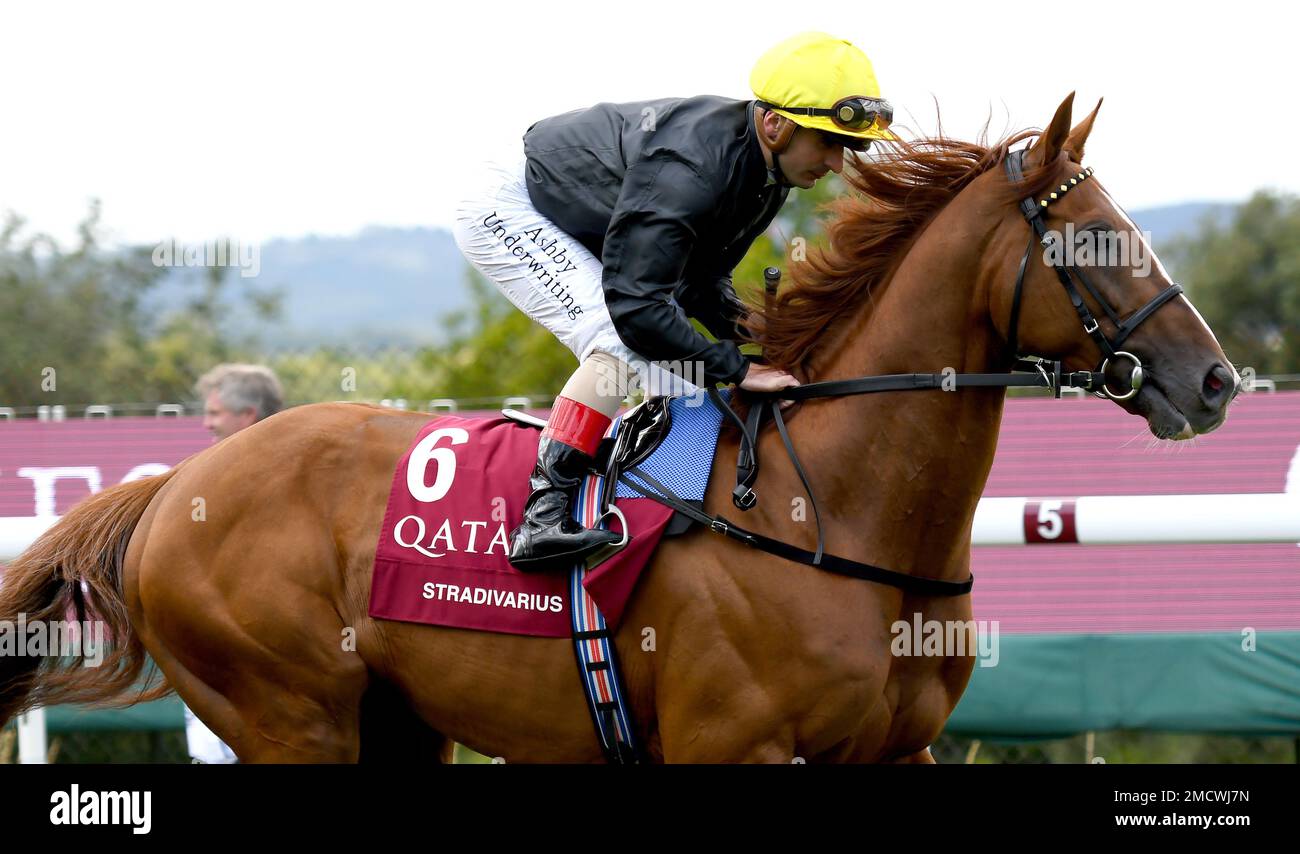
[972,493,1300,545]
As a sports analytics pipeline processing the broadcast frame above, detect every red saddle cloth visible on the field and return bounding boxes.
[368,414,677,637]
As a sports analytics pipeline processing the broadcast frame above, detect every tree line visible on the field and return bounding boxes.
[2,185,1296,410]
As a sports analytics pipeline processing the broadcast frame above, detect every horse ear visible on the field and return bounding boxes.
[1064,97,1103,163]
[1027,92,1076,168]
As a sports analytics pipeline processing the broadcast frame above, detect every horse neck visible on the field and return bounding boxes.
[791,199,1007,578]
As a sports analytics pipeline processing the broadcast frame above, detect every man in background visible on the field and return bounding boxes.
[196,363,284,441]
[184,362,284,762]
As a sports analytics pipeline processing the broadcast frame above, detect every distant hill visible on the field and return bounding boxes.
[253,226,468,348]
[1129,201,1237,250]
[146,201,1241,350]
[150,226,467,351]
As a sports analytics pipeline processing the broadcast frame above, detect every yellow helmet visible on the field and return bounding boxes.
[750,32,894,145]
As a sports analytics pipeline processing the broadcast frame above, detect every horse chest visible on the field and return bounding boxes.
[800,606,980,761]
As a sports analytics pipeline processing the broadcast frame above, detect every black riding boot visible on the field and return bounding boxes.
[508,436,621,572]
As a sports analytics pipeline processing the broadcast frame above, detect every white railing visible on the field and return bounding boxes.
[0,516,56,561]
[972,493,1300,545]
[5,494,1298,562]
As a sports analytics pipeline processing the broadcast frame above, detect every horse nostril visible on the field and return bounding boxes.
[1202,364,1232,405]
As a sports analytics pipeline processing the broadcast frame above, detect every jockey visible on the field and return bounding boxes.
[453,31,893,572]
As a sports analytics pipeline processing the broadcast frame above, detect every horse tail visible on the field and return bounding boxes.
[0,466,184,726]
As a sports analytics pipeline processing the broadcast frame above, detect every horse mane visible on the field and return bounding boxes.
[747,125,1070,372]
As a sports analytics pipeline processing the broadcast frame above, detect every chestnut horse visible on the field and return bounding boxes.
[0,94,1239,762]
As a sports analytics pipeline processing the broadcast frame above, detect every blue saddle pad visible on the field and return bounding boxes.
[614,390,729,502]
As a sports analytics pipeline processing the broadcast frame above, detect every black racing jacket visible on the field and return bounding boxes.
[523,96,789,385]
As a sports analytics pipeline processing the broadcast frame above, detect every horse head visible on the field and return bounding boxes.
[988,92,1239,438]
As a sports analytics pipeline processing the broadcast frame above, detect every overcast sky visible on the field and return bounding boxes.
[1,0,1293,247]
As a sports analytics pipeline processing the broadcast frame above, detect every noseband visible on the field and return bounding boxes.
[1002,150,1184,400]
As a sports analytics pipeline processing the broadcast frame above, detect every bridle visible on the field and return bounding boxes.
[1002,149,1185,401]
[616,146,1189,599]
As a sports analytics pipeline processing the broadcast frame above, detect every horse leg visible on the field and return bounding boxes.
[173,647,454,764]
[657,732,793,763]
[654,674,802,763]
[657,715,797,764]
[146,633,369,763]
[127,509,373,763]
[887,747,937,764]
[357,678,450,764]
